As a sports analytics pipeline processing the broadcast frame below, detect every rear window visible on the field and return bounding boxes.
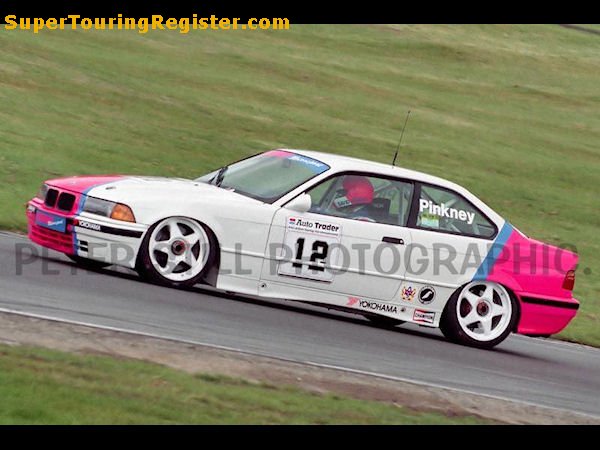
[416,185,496,238]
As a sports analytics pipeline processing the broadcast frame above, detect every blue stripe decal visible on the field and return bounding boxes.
[472,222,514,281]
[73,182,117,254]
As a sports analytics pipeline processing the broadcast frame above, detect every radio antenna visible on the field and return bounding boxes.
[392,110,411,167]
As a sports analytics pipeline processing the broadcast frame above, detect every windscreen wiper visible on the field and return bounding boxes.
[213,166,228,187]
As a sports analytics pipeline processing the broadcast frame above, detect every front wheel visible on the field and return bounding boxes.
[136,217,213,288]
[440,281,518,349]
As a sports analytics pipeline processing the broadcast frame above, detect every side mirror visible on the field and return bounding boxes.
[285,193,312,213]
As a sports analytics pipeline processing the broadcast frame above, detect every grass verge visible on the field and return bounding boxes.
[0,343,490,424]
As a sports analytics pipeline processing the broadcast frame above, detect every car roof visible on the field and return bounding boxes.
[283,148,464,192]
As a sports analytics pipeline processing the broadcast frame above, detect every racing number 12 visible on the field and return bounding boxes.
[292,238,328,271]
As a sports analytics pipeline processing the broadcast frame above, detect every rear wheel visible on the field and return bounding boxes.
[66,254,111,270]
[440,281,518,349]
[136,217,213,288]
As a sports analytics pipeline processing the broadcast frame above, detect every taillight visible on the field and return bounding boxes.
[562,270,575,291]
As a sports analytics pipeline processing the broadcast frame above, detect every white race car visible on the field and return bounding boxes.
[27,149,580,348]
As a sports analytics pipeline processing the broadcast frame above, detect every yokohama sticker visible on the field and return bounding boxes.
[413,309,435,324]
[347,297,398,314]
[78,220,102,231]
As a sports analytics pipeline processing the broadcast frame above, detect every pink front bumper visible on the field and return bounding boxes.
[27,201,76,255]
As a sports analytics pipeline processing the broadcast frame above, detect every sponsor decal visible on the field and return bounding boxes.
[286,216,341,237]
[360,300,397,314]
[413,309,435,324]
[347,296,359,306]
[77,220,102,231]
[73,220,143,238]
[419,212,439,229]
[418,286,436,305]
[288,154,329,172]
[35,211,66,233]
[347,297,398,314]
[419,199,475,225]
[267,151,329,173]
[333,197,352,208]
[401,286,416,302]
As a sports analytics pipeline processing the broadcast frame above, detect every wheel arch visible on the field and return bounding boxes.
[484,274,523,332]
[199,221,221,287]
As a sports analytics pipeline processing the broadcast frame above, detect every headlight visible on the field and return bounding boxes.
[83,197,136,223]
[37,183,49,201]
[83,197,116,217]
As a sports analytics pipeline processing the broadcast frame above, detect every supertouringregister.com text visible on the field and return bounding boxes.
[3,14,291,34]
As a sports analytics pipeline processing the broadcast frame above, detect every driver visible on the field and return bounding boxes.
[332,175,375,219]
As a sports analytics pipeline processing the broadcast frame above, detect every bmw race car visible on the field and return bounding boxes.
[26,149,580,348]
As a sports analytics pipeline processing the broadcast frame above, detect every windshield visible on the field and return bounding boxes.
[196,150,330,203]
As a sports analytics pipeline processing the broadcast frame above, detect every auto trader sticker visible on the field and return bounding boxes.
[419,199,475,225]
[286,217,341,237]
[413,309,435,324]
[277,217,342,282]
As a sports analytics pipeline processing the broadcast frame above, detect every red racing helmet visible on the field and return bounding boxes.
[333,176,374,209]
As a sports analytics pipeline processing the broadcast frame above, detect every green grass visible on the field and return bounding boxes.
[0,343,489,424]
[0,25,598,344]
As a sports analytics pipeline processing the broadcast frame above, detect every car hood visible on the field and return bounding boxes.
[46,175,261,207]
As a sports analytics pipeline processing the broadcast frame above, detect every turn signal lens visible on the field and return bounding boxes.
[110,203,136,222]
[562,270,575,291]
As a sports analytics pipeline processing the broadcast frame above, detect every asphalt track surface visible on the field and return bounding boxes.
[1,232,599,417]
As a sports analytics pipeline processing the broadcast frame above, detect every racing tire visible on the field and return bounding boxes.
[364,314,405,327]
[440,281,518,350]
[66,254,111,270]
[136,216,215,288]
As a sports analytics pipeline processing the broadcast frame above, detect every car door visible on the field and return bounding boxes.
[260,172,415,302]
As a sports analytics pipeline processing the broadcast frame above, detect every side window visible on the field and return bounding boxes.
[306,174,414,227]
[417,185,496,238]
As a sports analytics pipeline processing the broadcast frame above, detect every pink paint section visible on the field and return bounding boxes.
[517,300,578,336]
[27,200,75,254]
[484,229,579,335]
[487,231,578,299]
[265,150,294,158]
[45,175,124,194]
[45,176,125,215]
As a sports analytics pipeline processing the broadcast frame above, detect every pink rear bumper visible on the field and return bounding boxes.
[517,295,579,336]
